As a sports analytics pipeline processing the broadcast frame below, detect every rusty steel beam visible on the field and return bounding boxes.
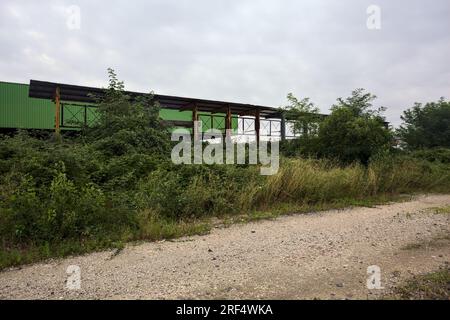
[192,103,199,141]
[54,87,61,138]
[225,105,232,138]
[255,108,261,147]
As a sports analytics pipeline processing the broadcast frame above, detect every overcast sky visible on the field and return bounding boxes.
[1,0,449,126]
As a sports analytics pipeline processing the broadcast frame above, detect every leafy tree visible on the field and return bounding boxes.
[397,98,450,149]
[318,88,392,164]
[282,93,321,137]
[84,68,171,157]
[330,88,386,118]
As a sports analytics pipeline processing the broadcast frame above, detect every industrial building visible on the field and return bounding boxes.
[1,80,300,141]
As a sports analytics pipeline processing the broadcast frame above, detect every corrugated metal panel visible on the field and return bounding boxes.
[0,81,55,129]
[158,108,191,122]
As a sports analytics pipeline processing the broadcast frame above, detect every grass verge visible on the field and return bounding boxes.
[391,268,450,300]
[431,205,450,215]
[0,216,211,271]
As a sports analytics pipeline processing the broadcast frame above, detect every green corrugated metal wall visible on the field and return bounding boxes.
[0,81,56,129]
[0,81,237,131]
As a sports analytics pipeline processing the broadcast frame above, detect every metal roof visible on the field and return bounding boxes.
[29,79,283,118]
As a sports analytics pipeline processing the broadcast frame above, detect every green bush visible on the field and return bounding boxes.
[280,89,392,164]
[408,148,450,164]
[397,98,450,149]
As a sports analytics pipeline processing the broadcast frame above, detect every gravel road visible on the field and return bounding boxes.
[1,194,449,300]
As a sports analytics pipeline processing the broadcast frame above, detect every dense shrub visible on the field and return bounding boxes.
[280,136,321,158]
[397,98,450,149]
[408,148,450,164]
[280,89,392,163]
[0,166,136,245]
[317,107,392,164]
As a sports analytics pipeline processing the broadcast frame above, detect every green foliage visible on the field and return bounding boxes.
[330,88,386,117]
[135,163,262,219]
[392,268,450,300]
[280,135,320,158]
[84,68,171,157]
[318,89,392,164]
[282,93,321,137]
[0,69,170,260]
[280,89,392,164]
[397,98,450,149]
[318,106,392,164]
[408,148,450,164]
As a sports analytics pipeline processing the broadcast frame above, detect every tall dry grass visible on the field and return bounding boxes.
[254,156,450,209]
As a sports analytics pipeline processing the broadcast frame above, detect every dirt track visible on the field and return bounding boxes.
[0,194,449,300]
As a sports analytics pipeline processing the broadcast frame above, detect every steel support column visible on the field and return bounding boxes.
[192,103,199,141]
[255,108,261,147]
[54,87,61,137]
[225,105,232,139]
[280,112,286,141]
